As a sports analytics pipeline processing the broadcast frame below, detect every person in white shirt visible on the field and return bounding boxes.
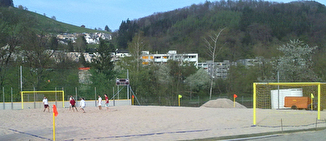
[43,97,50,112]
[80,98,86,113]
[98,95,102,110]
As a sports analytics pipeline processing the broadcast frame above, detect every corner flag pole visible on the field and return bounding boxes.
[233,94,237,107]
[311,93,314,110]
[53,104,58,141]
[178,95,182,106]
[53,112,55,141]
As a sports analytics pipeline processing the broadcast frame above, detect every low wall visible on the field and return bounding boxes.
[0,99,131,110]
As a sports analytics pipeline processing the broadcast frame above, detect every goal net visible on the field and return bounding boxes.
[21,91,65,109]
[253,82,326,126]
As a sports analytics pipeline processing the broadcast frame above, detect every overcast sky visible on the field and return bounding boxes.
[14,0,326,31]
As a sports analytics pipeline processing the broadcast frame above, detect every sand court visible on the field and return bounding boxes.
[0,99,326,141]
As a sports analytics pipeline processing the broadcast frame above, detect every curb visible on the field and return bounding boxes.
[190,126,326,141]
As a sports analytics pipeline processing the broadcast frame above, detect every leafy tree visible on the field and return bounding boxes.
[312,47,326,81]
[226,65,258,97]
[185,68,210,93]
[20,32,57,90]
[91,38,115,79]
[89,39,115,98]
[275,39,319,82]
[0,8,33,90]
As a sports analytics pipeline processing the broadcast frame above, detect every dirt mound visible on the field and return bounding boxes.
[200,98,247,108]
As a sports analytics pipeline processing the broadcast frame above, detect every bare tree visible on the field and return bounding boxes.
[128,31,146,72]
[203,28,225,100]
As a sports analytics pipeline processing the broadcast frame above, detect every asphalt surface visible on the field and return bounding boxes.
[228,129,326,141]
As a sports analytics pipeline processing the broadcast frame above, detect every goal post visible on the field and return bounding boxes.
[253,82,326,125]
[20,90,65,109]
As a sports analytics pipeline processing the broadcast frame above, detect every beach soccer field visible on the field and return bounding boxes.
[1,101,326,141]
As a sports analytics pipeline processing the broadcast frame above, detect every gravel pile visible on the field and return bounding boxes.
[200,98,247,108]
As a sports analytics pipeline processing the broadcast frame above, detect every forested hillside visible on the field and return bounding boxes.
[115,0,326,61]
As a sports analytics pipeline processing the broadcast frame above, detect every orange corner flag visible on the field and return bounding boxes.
[234,94,237,98]
[53,104,58,117]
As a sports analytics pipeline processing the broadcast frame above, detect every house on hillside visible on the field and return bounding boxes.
[198,60,233,79]
[140,50,198,67]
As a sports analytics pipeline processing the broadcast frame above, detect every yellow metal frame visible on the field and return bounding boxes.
[21,90,65,109]
[253,82,325,125]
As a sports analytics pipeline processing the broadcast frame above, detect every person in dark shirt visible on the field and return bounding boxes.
[70,97,78,112]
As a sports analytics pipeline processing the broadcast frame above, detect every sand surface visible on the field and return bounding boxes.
[1,99,326,141]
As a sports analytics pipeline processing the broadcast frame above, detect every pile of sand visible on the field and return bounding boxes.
[200,98,247,108]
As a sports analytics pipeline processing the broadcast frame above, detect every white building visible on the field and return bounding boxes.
[198,57,263,79]
[198,60,232,79]
[236,58,262,67]
[141,50,198,67]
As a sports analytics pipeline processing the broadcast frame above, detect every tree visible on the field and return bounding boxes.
[226,65,258,97]
[127,31,147,72]
[79,53,89,67]
[67,40,74,52]
[203,28,225,100]
[48,36,58,50]
[75,35,87,52]
[90,39,115,98]
[105,25,112,32]
[185,68,210,93]
[51,16,56,21]
[21,32,57,90]
[91,38,115,79]
[275,39,319,82]
[0,0,13,7]
[0,14,26,90]
[117,19,139,49]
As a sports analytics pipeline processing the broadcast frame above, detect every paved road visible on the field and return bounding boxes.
[245,129,326,141]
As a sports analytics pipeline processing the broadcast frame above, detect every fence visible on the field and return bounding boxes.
[0,86,133,110]
[1,87,254,109]
[0,99,131,110]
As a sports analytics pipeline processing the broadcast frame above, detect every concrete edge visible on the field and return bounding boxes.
[188,127,326,141]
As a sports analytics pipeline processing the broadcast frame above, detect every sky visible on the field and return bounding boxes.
[14,0,326,32]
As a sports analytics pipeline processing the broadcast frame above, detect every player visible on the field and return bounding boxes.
[43,97,50,112]
[98,95,102,110]
[104,94,109,111]
[70,97,78,112]
[69,95,73,111]
[80,98,86,113]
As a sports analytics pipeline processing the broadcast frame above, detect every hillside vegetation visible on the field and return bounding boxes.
[115,0,326,61]
[1,6,100,33]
